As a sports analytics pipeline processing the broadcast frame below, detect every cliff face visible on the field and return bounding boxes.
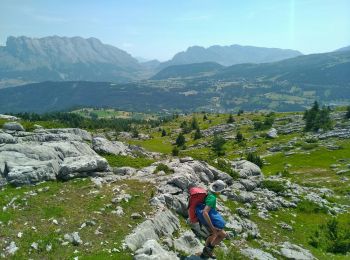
[0,36,143,83]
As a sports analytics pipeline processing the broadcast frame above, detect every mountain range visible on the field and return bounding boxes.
[0,49,349,113]
[154,50,350,85]
[159,45,302,68]
[0,36,306,87]
[0,36,143,87]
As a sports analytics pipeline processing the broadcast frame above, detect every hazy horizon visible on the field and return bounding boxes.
[1,0,350,61]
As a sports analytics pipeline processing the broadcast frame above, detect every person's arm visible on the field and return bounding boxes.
[203,205,217,234]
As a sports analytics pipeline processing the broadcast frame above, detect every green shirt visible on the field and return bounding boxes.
[205,192,217,210]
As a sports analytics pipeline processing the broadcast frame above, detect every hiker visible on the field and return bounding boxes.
[193,180,227,259]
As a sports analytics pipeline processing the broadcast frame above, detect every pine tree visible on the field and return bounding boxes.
[237,109,244,116]
[236,131,244,142]
[345,106,350,119]
[303,101,332,131]
[172,146,179,156]
[176,133,186,147]
[194,127,202,140]
[203,114,208,121]
[227,114,235,123]
[161,129,167,137]
[212,135,226,156]
[191,117,199,130]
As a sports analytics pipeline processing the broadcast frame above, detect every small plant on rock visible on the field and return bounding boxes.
[153,163,174,175]
[215,159,239,179]
[261,180,286,193]
[246,152,263,168]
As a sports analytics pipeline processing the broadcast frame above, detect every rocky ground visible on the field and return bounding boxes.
[0,110,350,259]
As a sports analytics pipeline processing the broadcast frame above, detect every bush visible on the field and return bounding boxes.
[246,153,263,168]
[212,135,226,156]
[297,199,328,214]
[301,143,318,150]
[161,129,167,137]
[303,101,333,132]
[305,137,318,143]
[214,159,239,179]
[236,131,244,142]
[176,133,186,147]
[180,121,191,134]
[191,117,199,130]
[153,163,174,175]
[193,128,202,140]
[309,218,350,254]
[172,146,179,156]
[261,180,286,193]
[254,113,275,131]
[227,114,235,123]
[346,106,350,119]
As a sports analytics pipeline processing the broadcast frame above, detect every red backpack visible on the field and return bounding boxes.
[188,187,207,223]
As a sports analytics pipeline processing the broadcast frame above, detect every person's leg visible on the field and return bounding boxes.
[205,233,216,246]
[211,229,227,246]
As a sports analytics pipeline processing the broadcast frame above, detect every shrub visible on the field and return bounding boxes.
[303,101,333,132]
[153,163,174,175]
[280,169,291,177]
[227,114,235,123]
[132,128,139,138]
[346,106,350,119]
[297,199,328,214]
[301,143,318,150]
[237,109,244,116]
[212,135,226,156]
[180,121,191,134]
[305,137,318,143]
[236,131,244,142]
[261,180,286,193]
[172,146,179,156]
[191,117,199,130]
[215,159,239,179]
[309,218,350,254]
[246,152,263,168]
[193,128,202,140]
[176,133,186,147]
[161,129,167,137]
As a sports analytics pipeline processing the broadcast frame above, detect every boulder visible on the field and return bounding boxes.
[231,160,263,179]
[4,241,19,256]
[113,167,136,176]
[3,122,25,131]
[267,128,278,138]
[240,179,258,191]
[58,155,109,180]
[279,242,315,260]
[46,128,92,141]
[64,232,83,246]
[241,247,277,260]
[0,114,19,121]
[125,209,180,251]
[134,240,179,260]
[6,159,59,186]
[173,231,203,255]
[92,137,130,155]
[0,132,17,144]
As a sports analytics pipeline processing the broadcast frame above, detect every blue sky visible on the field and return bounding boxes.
[0,0,349,61]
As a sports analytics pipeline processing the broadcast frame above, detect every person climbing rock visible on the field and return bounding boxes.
[196,180,227,259]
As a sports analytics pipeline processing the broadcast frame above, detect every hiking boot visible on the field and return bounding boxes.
[201,245,216,259]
